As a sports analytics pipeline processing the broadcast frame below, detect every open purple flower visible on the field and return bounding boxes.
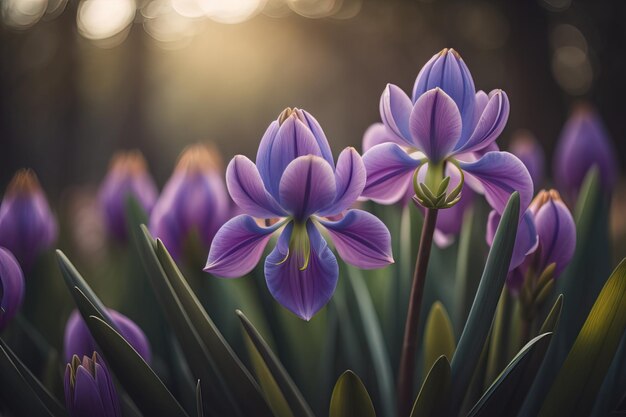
[0,169,57,268]
[64,352,121,417]
[204,108,393,320]
[0,247,25,332]
[361,48,533,218]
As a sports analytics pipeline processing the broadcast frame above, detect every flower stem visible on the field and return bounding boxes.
[397,207,439,417]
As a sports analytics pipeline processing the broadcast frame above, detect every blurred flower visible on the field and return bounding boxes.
[64,309,151,363]
[64,352,121,417]
[509,130,545,188]
[362,48,533,220]
[205,108,393,320]
[99,151,158,241]
[149,143,230,260]
[0,169,57,268]
[0,247,25,332]
[554,104,618,202]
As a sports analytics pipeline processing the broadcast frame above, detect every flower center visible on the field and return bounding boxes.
[277,221,311,271]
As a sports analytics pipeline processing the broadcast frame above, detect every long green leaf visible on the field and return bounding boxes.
[410,355,451,417]
[468,332,553,417]
[538,259,626,417]
[447,192,520,414]
[423,301,455,376]
[329,370,376,417]
[237,310,315,417]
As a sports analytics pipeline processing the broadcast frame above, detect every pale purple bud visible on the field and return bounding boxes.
[0,247,25,331]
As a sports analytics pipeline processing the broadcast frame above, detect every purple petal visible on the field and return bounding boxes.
[472,91,490,127]
[318,148,366,216]
[459,151,533,216]
[226,155,285,218]
[265,221,338,320]
[0,247,25,331]
[380,84,414,145]
[73,366,108,417]
[409,88,462,162]
[533,198,576,277]
[362,123,401,152]
[109,310,151,364]
[432,181,475,248]
[319,209,393,268]
[361,143,422,204]
[299,109,336,170]
[487,209,538,271]
[94,360,122,417]
[278,156,336,220]
[454,90,509,154]
[204,215,281,278]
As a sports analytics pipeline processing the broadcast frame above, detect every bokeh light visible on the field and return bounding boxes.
[77,0,136,41]
[2,0,48,29]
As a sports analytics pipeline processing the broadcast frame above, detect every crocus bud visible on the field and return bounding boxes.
[0,247,25,331]
[529,189,576,278]
[64,352,121,417]
[554,104,618,201]
[509,130,545,188]
[64,309,151,363]
[98,151,158,241]
[149,144,230,260]
[0,169,57,267]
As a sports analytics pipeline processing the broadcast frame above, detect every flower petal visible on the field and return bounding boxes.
[279,156,336,220]
[534,198,576,277]
[73,366,108,417]
[459,151,533,215]
[265,221,338,320]
[204,215,281,278]
[380,84,414,145]
[487,209,538,271]
[409,88,462,162]
[318,148,366,216]
[363,123,402,152]
[362,143,422,204]
[319,209,393,268]
[300,109,336,169]
[432,181,475,248]
[454,90,509,154]
[226,155,285,218]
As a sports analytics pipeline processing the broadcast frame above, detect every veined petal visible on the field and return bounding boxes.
[472,90,490,128]
[487,209,538,271]
[204,215,281,278]
[318,148,366,216]
[256,120,280,194]
[380,84,414,145]
[454,90,509,154]
[300,109,335,169]
[363,123,403,152]
[73,366,108,417]
[318,209,393,268]
[226,155,285,218]
[362,143,422,204]
[459,151,533,215]
[265,221,338,320]
[409,88,462,162]
[279,156,336,220]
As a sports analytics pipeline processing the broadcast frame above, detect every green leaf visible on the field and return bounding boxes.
[423,301,455,376]
[345,265,395,417]
[196,380,204,417]
[410,355,451,417]
[447,192,520,415]
[85,314,189,417]
[329,370,376,417]
[468,332,553,417]
[237,309,315,417]
[538,259,626,417]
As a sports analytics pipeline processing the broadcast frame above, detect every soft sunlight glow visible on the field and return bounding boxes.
[2,0,47,29]
[201,0,265,24]
[77,0,136,40]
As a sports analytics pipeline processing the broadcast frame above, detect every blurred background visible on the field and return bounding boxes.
[1,0,625,194]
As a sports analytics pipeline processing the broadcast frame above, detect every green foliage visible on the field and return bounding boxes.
[423,301,455,376]
[410,355,451,417]
[329,371,376,417]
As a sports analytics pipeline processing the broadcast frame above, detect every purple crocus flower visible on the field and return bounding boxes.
[554,104,619,202]
[0,247,25,332]
[0,169,57,268]
[64,352,121,417]
[509,130,545,188]
[204,108,394,320]
[98,151,158,241]
[150,144,230,261]
[64,309,151,364]
[361,48,533,219]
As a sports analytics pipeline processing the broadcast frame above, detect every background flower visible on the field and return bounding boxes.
[0,247,25,332]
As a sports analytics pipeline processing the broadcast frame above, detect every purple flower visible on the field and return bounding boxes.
[554,104,619,202]
[509,130,545,188]
[64,352,121,417]
[0,169,57,268]
[204,108,393,320]
[361,48,533,219]
[98,151,158,241]
[0,247,25,332]
[150,144,230,261]
[64,309,151,364]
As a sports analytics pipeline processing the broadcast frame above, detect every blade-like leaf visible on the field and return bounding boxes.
[538,259,626,417]
[237,309,315,417]
[329,370,376,417]
[447,192,520,414]
[468,332,553,417]
[410,355,451,417]
[196,380,204,417]
[423,301,455,376]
